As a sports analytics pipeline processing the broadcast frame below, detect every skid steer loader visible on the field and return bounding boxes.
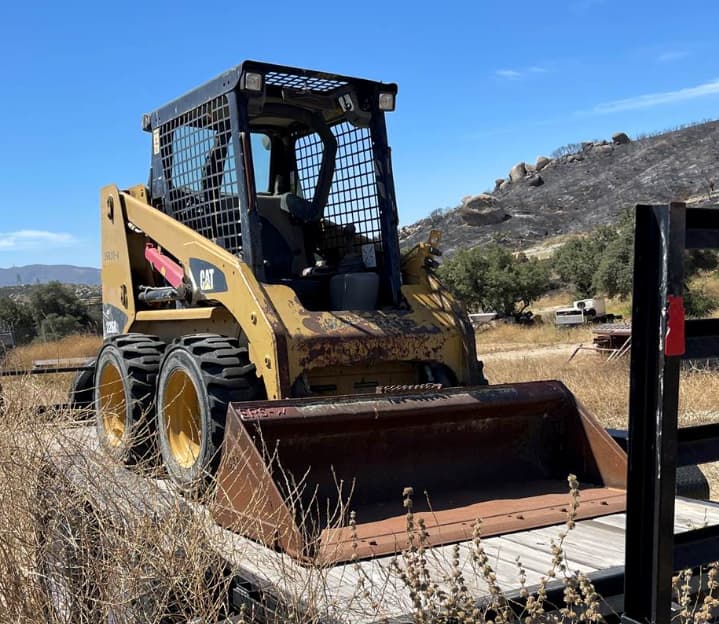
[95,61,627,563]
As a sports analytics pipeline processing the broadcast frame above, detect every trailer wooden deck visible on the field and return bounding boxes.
[50,425,719,623]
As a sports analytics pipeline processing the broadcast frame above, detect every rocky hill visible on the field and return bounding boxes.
[0,265,100,286]
[400,120,719,256]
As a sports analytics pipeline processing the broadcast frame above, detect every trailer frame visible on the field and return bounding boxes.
[622,203,719,624]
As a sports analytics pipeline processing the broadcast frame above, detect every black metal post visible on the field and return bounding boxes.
[622,203,686,624]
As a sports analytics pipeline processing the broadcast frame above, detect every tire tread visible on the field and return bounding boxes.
[158,334,264,492]
[95,333,165,463]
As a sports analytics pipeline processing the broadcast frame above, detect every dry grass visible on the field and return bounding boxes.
[0,334,102,406]
[0,373,74,410]
[482,347,719,429]
[690,272,719,318]
[0,403,235,622]
[475,323,592,354]
[0,335,717,621]
[0,387,714,623]
[532,290,576,310]
[483,353,630,429]
[3,334,101,370]
[0,379,641,624]
[480,325,719,499]
[701,274,719,301]
[0,376,617,623]
[603,296,633,319]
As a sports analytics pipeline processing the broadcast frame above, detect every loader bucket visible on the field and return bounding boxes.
[213,381,626,564]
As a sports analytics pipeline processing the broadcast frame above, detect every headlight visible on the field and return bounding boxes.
[241,71,264,92]
[378,92,396,111]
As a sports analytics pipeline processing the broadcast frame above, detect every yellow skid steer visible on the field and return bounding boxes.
[94,61,626,563]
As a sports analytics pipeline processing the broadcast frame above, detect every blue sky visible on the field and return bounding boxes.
[1,0,719,268]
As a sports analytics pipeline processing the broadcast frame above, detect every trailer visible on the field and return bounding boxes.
[591,322,632,351]
[21,203,719,622]
[37,423,719,623]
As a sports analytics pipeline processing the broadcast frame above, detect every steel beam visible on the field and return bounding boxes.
[622,203,686,624]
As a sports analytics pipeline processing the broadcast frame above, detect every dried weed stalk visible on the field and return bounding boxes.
[1,372,719,623]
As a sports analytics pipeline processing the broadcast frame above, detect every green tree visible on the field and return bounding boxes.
[439,244,550,315]
[684,286,718,318]
[30,282,90,321]
[0,297,36,344]
[686,249,719,273]
[591,212,718,315]
[29,282,93,340]
[552,225,616,297]
[592,215,635,299]
[438,247,489,311]
[37,313,83,341]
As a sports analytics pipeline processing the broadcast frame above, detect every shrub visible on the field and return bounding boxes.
[2,370,719,621]
[591,215,634,299]
[439,244,550,315]
[0,296,35,344]
[589,211,718,314]
[552,226,617,298]
[550,142,583,158]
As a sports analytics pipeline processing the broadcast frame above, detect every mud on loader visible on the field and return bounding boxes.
[93,61,627,564]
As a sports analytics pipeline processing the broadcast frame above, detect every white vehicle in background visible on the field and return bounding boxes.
[468,312,499,327]
[554,297,616,327]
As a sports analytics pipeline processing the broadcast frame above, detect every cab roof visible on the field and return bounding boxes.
[143,60,398,131]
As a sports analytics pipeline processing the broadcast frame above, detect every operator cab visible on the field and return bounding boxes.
[144,61,400,311]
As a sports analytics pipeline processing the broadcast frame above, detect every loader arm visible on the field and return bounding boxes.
[102,185,480,397]
[101,184,289,398]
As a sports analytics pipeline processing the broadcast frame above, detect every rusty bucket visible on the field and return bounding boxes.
[212,381,626,564]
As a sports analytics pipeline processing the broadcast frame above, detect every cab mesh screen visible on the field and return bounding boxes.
[294,122,382,259]
[159,95,241,254]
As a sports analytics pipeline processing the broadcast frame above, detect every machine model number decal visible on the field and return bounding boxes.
[105,317,119,335]
[102,304,127,338]
[103,250,120,264]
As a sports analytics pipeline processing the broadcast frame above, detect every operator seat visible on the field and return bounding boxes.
[256,193,331,309]
[256,193,320,280]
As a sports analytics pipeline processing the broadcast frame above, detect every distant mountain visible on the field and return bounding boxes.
[0,265,101,286]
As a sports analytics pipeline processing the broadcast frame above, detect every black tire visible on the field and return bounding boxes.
[676,464,710,500]
[69,360,95,411]
[156,334,264,494]
[94,334,165,464]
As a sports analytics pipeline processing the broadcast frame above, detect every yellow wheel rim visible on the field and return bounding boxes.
[98,361,126,447]
[163,369,202,468]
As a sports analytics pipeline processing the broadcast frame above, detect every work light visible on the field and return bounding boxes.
[378,92,396,111]
[241,72,264,92]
